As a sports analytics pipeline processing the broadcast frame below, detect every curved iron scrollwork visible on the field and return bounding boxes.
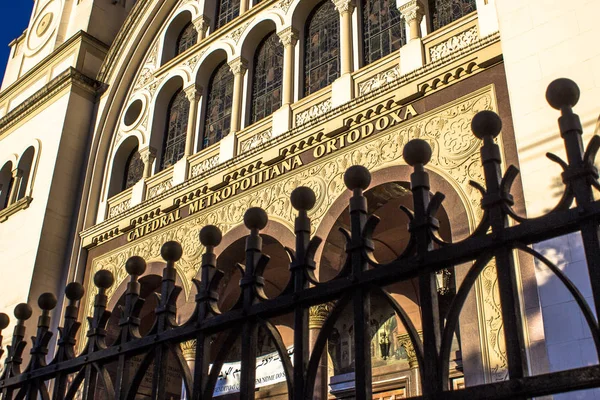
[2,79,600,399]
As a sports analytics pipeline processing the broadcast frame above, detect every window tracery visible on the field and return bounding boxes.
[176,22,198,56]
[362,0,406,65]
[304,0,340,97]
[430,0,476,31]
[161,90,189,170]
[216,0,240,29]
[203,62,234,149]
[123,146,144,190]
[251,32,284,124]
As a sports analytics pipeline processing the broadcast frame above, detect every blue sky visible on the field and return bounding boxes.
[0,3,34,84]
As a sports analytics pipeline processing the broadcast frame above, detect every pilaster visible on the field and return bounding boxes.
[398,0,426,74]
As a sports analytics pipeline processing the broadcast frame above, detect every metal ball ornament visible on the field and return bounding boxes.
[200,225,222,247]
[344,165,371,191]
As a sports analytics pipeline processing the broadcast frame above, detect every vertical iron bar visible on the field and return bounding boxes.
[151,242,182,400]
[404,140,442,395]
[239,208,268,400]
[1,304,32,400]
[547,80,600,337]
[290,187,319,400]
[344,166,372,400]
[192,226,223,399]
[473,111,528,384]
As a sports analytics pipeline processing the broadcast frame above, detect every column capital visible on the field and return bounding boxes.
[228,57,248,75]
[333,0,355,15]
[192,15,211,33]
[277,27,299,47]
[397,331,421,369]
[184,84,203,102]
[139,146,157,164]
[181,339,197,362]
[309,302,334,329]
[398,0,425,24]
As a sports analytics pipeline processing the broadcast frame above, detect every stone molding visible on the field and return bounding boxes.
[0,196,33,223]
[0,67,102,136]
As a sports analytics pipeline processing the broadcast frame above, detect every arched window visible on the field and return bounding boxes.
[216,0,240,29]
[16,147,34,200]
[161,89,189,170]
[304,1,340,97]
[176,22,198,56]
[251,32,284,124]
[123,146,144,190]
[0,162,13,210]
[203,62,234,149]
[362,0,406,65]
[430,0,476,31]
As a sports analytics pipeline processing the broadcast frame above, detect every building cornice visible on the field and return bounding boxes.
[0,68,104,136]
[0,31,108,104]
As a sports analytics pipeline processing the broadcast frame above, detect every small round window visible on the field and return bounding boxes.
[124,99,143,127]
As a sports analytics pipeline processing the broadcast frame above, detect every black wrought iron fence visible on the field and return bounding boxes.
[1,78,600,399]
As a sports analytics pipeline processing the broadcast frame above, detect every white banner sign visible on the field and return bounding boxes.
[213,347,293,396]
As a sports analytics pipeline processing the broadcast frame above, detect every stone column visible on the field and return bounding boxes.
[240,0,249,14]
[309,303,332,400]
[279,27,299,106]
[398,332,421,396]
[139,146,157,179]
[193,15,211,41]
[271,27,299,137]
[334,0,355,76]
[228,57,248,134]
[7,168,22,205]
[398,0,425,74]
[184,84,202,157]
[400,0,424,41]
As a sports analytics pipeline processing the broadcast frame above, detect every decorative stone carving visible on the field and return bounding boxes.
[358,66,402,96]
[240,129,273,153]
[190,155,219,178]
[192,15,210,36]
[430,27,479,62]
[225,22,251,44]
[135,68,153,89]
[272,0,294,13]
[228,57,248,75]
[309,303,333,329]
[146,42,159,66]
[397,332,419,369]
[333,0,355,14]
[108,199,131,219]
[180,339,197,361]
[295,99,332,126]
[277,27,299,47]
[148,179,173,198]
[398,0,425,25]
[184,84,203,102]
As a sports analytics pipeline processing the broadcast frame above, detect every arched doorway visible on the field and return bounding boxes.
[318,181,462,398]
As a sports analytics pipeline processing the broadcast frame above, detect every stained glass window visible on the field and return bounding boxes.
[176,22,198,56]
[123,146,144,190]
[203,62,234,149]
[161,89,189,170]
[430,0,476,31]
[304,1,340,97]
[216,0,240,29]
[362,0,406,65]
[251,32,284,124]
